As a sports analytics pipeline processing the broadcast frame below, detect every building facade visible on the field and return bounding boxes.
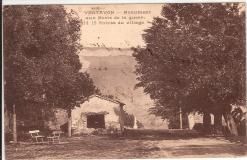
[71,95,125,135]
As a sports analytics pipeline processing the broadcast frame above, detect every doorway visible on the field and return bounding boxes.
[87,114,105,128]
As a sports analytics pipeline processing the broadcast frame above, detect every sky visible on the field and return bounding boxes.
[65,4,163,48]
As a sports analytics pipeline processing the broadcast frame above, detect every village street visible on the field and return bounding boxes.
[3,3,246,160]
[5,130,247,159]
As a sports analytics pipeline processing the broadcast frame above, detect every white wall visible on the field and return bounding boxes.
[71,96,122,134]
[188,112,204,130]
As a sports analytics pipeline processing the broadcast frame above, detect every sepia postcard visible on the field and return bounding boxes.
[2,1,247,159]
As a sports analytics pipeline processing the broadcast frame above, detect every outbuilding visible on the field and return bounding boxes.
[71,95,125,135]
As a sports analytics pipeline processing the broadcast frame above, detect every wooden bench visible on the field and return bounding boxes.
[47,130,63,144]
[28,130,46,144]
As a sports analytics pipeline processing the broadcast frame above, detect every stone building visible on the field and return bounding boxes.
[71,95,125,135]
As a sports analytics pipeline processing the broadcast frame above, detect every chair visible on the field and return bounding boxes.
[28,130,45,144]
[47,130,63,144]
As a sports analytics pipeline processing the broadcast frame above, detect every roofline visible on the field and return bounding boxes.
[88,94,125,106]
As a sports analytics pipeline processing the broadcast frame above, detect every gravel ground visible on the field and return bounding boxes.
[4,132,247,159]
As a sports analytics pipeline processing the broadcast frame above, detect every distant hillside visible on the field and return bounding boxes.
[81,49,168,129]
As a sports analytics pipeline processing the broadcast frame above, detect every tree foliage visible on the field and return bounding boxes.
[4,6,96,119]
[133,4,245,122]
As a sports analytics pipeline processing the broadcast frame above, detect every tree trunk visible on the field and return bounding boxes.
[188,113,195,130]
[68,110,72,137]
[203,113,211,134]
[13,104,17,143]
[246,113,247,138]
[214,112,223,135]
[179,107,183,129]
[223,113,238,136]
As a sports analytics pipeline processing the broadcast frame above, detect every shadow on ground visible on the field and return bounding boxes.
[5,129,247,159]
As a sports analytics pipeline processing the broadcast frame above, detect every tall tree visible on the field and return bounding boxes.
[133,3,245,135]
[4,5,96,140]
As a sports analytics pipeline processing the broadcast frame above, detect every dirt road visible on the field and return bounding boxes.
[5,132,247,159]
